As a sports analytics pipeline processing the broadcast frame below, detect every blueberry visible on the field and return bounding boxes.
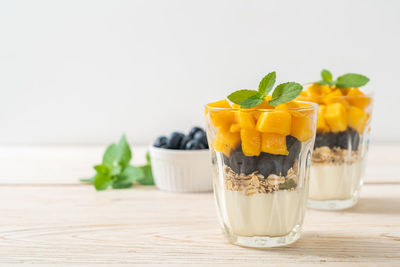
[225,145,258,175]
[153,136,167,148]
[225,148,243,174]
[179,135,191,149]
[283,135,301,175]
[166,132,185,149]
[286,135,301,156]
[193,131,208,146]
[336,131,350,149]
[189,126,204,138]
[186,139,206,150]
[258,153,284,177]
[348,128,360,151]
[240,156,259,175]
[314,132,336,149]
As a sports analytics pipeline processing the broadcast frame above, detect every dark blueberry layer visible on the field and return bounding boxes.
[223,135,301,177]
[314,128,360,151]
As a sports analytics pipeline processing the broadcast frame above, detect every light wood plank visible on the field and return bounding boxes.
[0,144,399,184]
[0,184,398,265]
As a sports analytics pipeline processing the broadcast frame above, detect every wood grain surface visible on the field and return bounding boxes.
[0,145,399,265]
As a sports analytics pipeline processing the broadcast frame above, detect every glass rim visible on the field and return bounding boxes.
[205,100,318,112]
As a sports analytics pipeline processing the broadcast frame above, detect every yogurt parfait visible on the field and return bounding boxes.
[205,72,317,247]
[297,70,373,210]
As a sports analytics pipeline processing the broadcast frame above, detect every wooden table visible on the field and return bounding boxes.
[0,145,399,266]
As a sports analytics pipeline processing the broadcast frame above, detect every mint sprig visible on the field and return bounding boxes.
[80,135,154,190]
[269,82,303,106]
[227,71,302,108]
[316,69,369,88]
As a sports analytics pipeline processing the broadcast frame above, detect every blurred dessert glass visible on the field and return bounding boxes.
[297,84,373,210]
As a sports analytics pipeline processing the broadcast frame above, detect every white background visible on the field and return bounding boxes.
[0,0,399,146]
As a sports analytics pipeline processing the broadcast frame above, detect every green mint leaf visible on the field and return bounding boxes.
[112,181,133,189]
[94,164,110,174]
[118,135,131,168]
[80,176,95,184]
[117,165,144,184]
[145,152,151,164]
[137,165,154,185]
[94,172,112,190]
[227,90,258,105]
[110,165,122,176]
[102,144,121,167]
[258,71,276,96]
[321,69,333,83]
[269,82,303,106]
[240,94,264,108]
[336,73,369,88]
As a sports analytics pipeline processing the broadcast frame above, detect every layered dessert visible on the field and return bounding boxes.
[297,73,372,209]
[205,72,317,247]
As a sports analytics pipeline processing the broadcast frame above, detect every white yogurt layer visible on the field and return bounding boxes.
[223,190,303,237]
[309,159,365,201]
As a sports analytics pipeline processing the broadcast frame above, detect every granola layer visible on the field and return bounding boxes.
[224,163,298,196]
[312,146,359,165]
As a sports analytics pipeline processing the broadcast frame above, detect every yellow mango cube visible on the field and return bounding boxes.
[324,103,347,132]
[307,83,332,97]
[316,105,330,132]
[235,111,256,129]
[256,110,292,135]
[212,128,240,157]
[240,129,261,157]
[229,123,241,133]
[207,99,235,129]
[323,89,348,107]
[347,106,369,133]
[291,113,314,142]
[346,88,371,109]
[261,133,289,155]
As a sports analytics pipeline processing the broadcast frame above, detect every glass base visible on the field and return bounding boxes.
[307,193,359,210]
[223,225,301,248]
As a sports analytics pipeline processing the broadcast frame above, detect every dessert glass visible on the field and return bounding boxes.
[297,85,373,210]
[205,100,317,247]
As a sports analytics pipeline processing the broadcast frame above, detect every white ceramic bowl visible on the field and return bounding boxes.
[149,146,213,193]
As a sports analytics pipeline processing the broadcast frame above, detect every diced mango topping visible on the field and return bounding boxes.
[236,111,256,129]
[316,105,330,132]
[240,128,261,157]
[291,113,314,142]
[324,103,347,132]
[229,123,241,133]
[208,98,317,156]
[207,100,235,129]
[256,110,292,135]
[347,106,369,133]
[323,89,348,107]
[261,133,289,155]
[212,127,240,157]
[296,84,372,135]
[307,83,332,99]
[346,88,371,109]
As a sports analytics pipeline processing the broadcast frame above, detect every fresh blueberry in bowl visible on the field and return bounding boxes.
[154,136,167,148]
[166,132,185,149]
[179,135,191,149]
[189,126,204,138]
[186,139,206,150]
[153,127,209,150]
[193,131,208,147]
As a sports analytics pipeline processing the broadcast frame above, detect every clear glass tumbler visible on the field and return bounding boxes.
[205,100,317,247]
[297,85,373,210]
